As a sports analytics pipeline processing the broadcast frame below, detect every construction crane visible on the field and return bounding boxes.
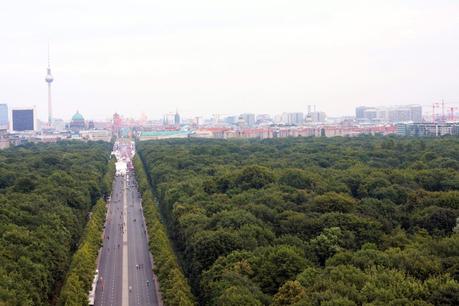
[431,100,459,122]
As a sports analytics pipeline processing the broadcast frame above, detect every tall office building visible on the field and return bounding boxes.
[355,106,370,119]
[362,109,378,120]
[163,113,176,125]
[0,104,8,129]
[309,111,327,122]
[388,108,411,122]
[12,108,35,131]
[410,105,423,122]
[290,112,304,125]
[174,110,181,125]
[240,113,256,126]
[281,112,304,125]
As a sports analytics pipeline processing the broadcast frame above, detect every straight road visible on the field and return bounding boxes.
[126,171,158,306]
[94,141,160,306]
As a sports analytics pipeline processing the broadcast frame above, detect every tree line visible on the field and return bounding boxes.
[58,198,107,305]
[137,136,459,305]
[134,155,196,305]
[0,141,112,305]
[58,158,115,305]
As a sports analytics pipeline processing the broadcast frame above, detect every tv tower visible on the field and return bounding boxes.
[45,44,54,127]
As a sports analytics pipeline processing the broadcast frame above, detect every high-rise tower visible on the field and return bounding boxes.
[174,109,181,125]
[45,45,54,126]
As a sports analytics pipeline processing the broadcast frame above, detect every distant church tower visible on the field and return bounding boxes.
[45,45,54,126]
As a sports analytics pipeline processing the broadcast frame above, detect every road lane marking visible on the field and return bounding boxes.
[109,186,119,306]
[122,176,129,306]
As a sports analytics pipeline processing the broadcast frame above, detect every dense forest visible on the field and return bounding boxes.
[0,141,112,305]
[137,136,459,305]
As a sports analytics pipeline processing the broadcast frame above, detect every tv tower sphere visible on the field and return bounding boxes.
[45,68,53,83]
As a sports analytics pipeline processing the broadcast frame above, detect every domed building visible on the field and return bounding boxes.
[69,110,86,132]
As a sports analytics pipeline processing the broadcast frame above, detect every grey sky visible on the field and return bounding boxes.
[1,0,458,121]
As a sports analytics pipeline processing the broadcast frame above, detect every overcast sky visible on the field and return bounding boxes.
[0,0,458,121]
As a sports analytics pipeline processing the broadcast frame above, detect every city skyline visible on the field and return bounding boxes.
[1,2,459,305]
[1,0,459,121]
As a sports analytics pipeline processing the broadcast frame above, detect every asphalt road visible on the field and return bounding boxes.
[94,142,160,306]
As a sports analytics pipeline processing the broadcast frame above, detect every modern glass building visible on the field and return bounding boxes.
[12,108,35,131]
[0,103,8,129]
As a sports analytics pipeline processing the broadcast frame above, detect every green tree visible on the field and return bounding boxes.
[308,227,343,266]
[235,165,275,190]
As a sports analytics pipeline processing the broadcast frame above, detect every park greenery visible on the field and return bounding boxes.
[137,136,459,305]
[0,141,112,305]
[58,159,114,306]
[134,155,196,306]
[58,198,107,306]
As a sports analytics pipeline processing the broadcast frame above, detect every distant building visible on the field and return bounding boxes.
[138,130,190,141]
[280,113,289,124]
[174,111,181,125]
[52,118,66,131]
[256,114,271,123]
[396,122,459,137]
[12,108,35,131]
[0,128,9,149]
[409,105,423,122]
[79,129,112,142]
[224,116,238,125]
[273,114,283,124]
[0,104,8,129]
[356,105,423,122]
[355,106,370,119]
[363,109,378,120]
[290,112,304,125]
[191,129,216,139]
[112,113,122,136]
[69,111,86,132]
[240,113,256,127]
[280,112,304,125]
[388,108,411,122]
[163,113,176,125]
[255,114,273,126]
[92,121,112,130]
[309,111,327,123]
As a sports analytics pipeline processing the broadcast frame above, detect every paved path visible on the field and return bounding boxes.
[94,141,160,306]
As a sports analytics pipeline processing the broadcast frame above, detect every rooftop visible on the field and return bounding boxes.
[71,111,84,121]
[139,130,190,137]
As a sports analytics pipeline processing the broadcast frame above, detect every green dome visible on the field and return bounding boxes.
[71,111,84,121]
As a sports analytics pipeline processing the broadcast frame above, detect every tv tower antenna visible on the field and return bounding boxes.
[45,43,54,127]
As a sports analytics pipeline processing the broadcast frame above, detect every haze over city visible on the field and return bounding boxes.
[1,0,459,121]
[3,2,459,306]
